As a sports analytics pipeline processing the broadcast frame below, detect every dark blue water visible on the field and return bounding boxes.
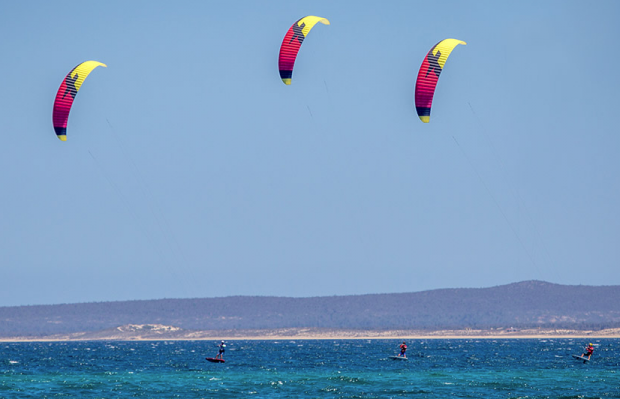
[1,339,619,398]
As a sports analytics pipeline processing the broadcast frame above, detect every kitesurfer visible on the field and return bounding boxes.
[216,340,226,360]
[398,341,407,358]
[580,343,594,360]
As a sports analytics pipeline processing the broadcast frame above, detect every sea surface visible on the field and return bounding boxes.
[1,338,619,398]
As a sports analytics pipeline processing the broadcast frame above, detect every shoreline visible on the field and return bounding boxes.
[2,327,620,342]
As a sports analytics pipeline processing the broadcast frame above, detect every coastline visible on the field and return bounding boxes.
[2,326,620,342]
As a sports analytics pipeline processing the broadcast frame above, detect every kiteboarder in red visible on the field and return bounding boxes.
[581,343,594,360]
[398,341,407,358]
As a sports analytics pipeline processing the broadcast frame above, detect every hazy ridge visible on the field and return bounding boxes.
[1,280,619,338]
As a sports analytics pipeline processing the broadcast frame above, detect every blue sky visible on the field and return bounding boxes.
[1,0,618,306]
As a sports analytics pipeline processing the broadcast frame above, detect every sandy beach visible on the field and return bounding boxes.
[2,326,620,342]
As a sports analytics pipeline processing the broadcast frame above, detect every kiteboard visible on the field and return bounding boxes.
[389,356,408,361]
[572,355,589,362]
[206,357,225,363]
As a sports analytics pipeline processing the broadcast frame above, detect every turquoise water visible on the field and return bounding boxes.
[1,339,619,398]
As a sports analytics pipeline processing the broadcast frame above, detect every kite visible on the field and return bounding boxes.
[52,60,107,141]
[278,16,330,85]
[414,39,466,123]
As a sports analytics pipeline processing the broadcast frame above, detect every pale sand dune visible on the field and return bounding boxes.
[2,327,620,341]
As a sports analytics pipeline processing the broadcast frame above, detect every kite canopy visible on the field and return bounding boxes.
[52,60,107,141]
[414,39,466,123]
[278,16,330,85]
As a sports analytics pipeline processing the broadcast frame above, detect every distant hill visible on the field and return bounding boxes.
[1,281,619,337]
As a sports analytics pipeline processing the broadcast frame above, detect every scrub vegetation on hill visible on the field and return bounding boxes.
[1,281,619,337]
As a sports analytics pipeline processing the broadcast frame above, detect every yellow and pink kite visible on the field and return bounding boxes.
[52,60,106,141]
[414,39,466,123]
[278,16,330,85]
